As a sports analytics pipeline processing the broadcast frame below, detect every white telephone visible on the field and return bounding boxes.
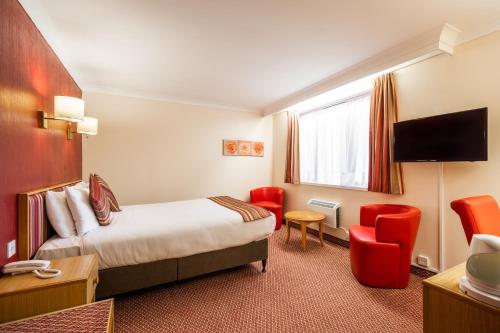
[2,260,62,279]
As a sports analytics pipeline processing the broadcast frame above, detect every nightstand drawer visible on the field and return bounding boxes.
[0,255,99,324]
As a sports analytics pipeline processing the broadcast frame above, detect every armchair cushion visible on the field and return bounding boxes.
[349,225,376,243]
[252,201,281,210]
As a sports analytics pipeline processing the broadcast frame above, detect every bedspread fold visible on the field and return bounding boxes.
[208,196,271,222]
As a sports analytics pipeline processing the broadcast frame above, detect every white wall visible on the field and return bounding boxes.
[82,92,273,205]
[273,30,500,271]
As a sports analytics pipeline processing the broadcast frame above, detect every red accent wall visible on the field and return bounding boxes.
[0,0,82,266]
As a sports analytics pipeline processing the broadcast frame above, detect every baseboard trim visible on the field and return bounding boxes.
[283,220,436,279]
[410,265,436,278]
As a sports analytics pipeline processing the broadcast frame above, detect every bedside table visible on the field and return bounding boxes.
[0,255,98,324]
[423,262,500,332]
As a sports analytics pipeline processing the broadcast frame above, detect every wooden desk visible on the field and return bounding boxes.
[285,210,325,251]
[0,255,98,323]
[0,299,114,333]
[423,262,500,333]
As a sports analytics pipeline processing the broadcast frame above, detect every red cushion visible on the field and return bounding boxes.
[89,175,112,226]
[253,201,282,210]
[90,174,121,212]
[349,225,376,242]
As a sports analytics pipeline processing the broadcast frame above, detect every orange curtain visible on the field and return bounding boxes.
[368,73,404,194]
[285,110,300,184]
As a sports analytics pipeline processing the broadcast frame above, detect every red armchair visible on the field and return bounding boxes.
[450,195,500,245]
[349,204,421,289]
[250,187,284,230]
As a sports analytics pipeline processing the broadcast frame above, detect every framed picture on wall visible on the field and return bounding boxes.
[237,140,252,156]
[223,139,264,157]
[252,141,264,157]
[223,140,238,156]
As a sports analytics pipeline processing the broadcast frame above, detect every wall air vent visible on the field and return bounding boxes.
[307,199,340,228]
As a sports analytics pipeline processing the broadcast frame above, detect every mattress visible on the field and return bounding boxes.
[81,198,275,269]
[35,235,82,260]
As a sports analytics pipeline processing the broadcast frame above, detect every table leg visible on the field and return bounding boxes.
[301,223,307,251]
[318,221,324,247]
[286,218,290,244]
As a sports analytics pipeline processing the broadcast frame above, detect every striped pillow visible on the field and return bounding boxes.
[90,174,121,212]
[89,176,112,225]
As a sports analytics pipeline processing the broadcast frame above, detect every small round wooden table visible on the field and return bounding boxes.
[285,210,325,251]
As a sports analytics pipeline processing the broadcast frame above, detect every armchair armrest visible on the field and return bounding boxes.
[274,188,284,205]
[250,189,259,203]
[375,211,421,248]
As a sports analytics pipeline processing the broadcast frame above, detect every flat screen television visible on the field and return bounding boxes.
[394,108,487,162]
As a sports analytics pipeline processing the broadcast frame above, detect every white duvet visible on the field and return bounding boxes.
[80,198,275,269]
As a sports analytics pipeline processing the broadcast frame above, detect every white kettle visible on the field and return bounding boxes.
[459,234,500,307]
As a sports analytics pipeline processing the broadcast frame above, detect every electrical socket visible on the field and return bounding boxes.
[7,240,16,258]
[417,254,429,267]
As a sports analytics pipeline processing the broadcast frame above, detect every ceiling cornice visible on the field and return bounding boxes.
[262,24,461,116]
[83,85,262,115]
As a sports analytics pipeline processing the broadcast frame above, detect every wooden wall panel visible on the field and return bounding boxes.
[0,0,82,266]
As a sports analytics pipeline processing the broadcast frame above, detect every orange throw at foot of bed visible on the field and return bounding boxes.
[208,196,271,222]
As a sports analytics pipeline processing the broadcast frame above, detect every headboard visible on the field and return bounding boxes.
[17,180,81,260]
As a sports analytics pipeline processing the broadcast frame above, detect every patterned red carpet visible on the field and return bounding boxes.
[114,229,423,332]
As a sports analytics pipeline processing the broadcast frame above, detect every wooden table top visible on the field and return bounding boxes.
[423,262,500,314]
[0,255,97,296]
[423,263,466,294]
[285,210,325,222]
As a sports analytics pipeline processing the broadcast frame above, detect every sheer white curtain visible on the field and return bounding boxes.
[299,94,370,188]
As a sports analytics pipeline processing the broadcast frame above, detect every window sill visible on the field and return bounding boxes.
[299,181,368,192]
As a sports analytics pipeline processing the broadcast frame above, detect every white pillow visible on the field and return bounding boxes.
[45,190,77,238]
[73,181,89,189]
[65,186,100,235]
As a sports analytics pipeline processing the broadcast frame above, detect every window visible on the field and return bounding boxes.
[299,93,370,189]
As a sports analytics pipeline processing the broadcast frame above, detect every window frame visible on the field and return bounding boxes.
[298,91,371,190]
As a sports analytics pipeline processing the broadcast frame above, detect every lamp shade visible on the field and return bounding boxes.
[54,96,84,122]
[77,117,98,135]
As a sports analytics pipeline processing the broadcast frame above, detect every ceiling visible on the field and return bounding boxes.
[20,0,500,112]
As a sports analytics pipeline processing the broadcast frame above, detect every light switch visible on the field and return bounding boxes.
[7,240,16,258]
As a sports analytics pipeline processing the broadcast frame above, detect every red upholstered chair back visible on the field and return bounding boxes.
[250,187,284,205]
[450,195,500,245]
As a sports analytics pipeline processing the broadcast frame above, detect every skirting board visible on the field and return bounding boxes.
[285,220,436,279]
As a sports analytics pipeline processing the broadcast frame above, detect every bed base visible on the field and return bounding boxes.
[96,238,268,299]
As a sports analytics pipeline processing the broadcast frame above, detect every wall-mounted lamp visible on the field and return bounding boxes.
[38,96,86,139]
[77,117,98,137]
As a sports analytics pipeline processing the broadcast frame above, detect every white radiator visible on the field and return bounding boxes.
[307,199,340,228]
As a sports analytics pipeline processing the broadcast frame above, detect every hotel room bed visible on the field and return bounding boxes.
[18,181,274,299]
